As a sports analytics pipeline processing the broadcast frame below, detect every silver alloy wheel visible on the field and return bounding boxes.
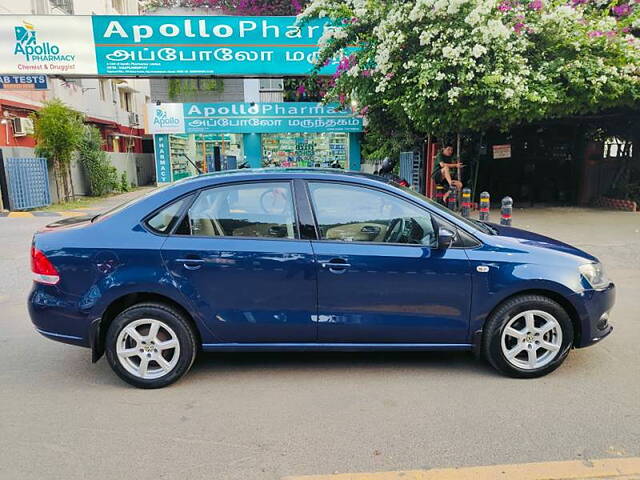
[116,318,180,380]
[500,309,563,370]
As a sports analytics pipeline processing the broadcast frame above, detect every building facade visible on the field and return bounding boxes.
[0,0,150,153]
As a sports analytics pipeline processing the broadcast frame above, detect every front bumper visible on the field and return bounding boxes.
[570,282,615,348]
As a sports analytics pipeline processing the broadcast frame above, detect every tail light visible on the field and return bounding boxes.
[31,246,60,285]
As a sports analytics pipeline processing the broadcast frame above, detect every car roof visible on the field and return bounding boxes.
[173,168,388,187]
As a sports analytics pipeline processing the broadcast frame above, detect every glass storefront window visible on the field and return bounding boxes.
[169,133,244,180]
[194,133,244,172]
[261,132,349,169]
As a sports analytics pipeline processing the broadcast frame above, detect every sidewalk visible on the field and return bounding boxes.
[0,187,156,218]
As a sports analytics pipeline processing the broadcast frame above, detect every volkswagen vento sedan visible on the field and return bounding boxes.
[29,169,614,388]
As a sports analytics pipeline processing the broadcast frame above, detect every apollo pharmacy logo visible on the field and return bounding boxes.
[153,109,181,128]
[13,21,75,62]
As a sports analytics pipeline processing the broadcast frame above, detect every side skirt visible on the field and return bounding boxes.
[201,343,473,352]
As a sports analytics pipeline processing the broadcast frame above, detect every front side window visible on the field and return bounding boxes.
[308,182,436,246]
[177,182,297,239]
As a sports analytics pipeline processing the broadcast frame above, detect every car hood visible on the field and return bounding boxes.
[487,223,597,262]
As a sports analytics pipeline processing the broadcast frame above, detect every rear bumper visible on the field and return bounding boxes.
[570,282,615,348]
[28,284,92,348]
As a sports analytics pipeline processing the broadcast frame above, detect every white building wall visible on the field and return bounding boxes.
[0,0,150,134]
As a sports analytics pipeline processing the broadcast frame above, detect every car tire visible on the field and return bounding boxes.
[483,295,574,378]
[105,303,197,389]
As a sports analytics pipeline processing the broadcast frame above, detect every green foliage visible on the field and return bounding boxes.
[120,172,131,192]
[361,106,424,160]
[168,78,224,101]
[301,0,640,136]
[31,99,84,164]
[30,99,85,201]
[78,126,119,197]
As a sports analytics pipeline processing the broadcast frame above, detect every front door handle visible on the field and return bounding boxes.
[321,259,351,274]
[175,257,204,270]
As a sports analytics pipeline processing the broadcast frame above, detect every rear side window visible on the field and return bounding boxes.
[146,197,188,233]
[176,182,298,239]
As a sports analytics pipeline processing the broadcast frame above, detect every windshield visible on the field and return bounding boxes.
[392,183,494,234]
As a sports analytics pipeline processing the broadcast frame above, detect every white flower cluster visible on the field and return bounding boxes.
[302,0,640,131]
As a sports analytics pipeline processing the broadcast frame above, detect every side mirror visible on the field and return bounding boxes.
[437,227,456,249]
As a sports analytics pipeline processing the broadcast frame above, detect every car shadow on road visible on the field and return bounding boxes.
[188,350,495,378]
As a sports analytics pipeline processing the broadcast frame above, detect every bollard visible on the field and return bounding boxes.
[435,184,445,205]
[461,188,472,218]
[501,196,513,226]
[447,184,458,211]
[479,191,490,222]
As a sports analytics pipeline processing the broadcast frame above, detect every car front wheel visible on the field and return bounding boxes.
[483,295,574,378]
[105,303,197,388]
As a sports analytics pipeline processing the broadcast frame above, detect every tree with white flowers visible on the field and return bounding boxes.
[300,0,640,137]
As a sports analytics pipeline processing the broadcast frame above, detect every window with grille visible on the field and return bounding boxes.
[49,0,73,14]
[111,0,125,13]
[259,78,284,91]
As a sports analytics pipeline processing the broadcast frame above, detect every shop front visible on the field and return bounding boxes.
[147,102,363,184]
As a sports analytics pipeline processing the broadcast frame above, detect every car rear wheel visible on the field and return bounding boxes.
[105,303,197,388]
[483,295,574,378]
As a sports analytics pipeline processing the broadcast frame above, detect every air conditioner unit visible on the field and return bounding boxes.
[12,117,34,137]
[128,112,139,126]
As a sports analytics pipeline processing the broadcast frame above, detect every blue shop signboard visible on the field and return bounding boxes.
[148,102,364,135]
[0,15,351,77]
[0,75,48,90]
[153,134,171,183]
[92,16,347,76]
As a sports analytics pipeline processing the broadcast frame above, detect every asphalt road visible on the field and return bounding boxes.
[1,203,639,480]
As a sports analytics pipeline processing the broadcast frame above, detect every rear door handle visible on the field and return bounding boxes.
[175,257,204,270]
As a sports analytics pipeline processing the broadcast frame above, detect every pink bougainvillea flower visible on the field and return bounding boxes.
[498,1,512,12]
[529,0,544,10]
[605,30,617,37]
[570,0,589,5]
[359,106,370,115]
[291,0,303,14]
[361,69,372,77]
[338,93,347,104]
[588,30,604,37]
[514,22,526,33]
[612,4,631,16]
[385,72,395,79]
[296,84,306,95]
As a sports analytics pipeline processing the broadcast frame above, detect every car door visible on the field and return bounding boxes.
[306,181,472,344]
[161,181,317,343]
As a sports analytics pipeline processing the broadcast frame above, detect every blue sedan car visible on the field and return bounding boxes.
[29,169,614,388]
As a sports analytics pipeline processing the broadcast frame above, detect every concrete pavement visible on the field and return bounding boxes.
[0,203,639,480]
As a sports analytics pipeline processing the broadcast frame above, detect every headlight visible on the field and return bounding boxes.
[579,262,609,289]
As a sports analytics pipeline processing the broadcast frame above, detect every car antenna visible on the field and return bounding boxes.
[180,153,203,175]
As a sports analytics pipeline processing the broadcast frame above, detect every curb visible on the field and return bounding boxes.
[282,457,640,480]
[0,210,95,218]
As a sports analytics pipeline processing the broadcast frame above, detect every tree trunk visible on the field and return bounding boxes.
[53,159,61,204]
[67,162,75,201]
[60,161,70,202]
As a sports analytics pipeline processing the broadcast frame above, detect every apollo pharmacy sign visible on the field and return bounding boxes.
[147,102,364,134]
[0,15,345,76]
